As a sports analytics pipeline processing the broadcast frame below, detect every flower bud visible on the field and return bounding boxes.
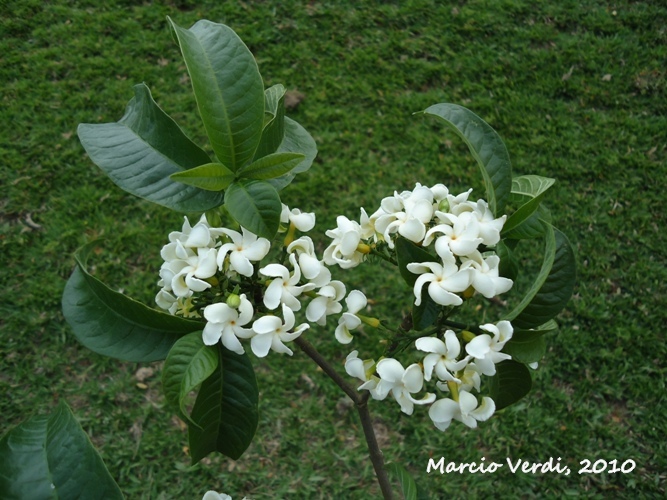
[226,293,241,308]
[462,330,476,343]
[438,199,450,212]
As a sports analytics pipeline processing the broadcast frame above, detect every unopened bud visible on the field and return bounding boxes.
[226,293,241,308]
[438,199,450,212]
[356,243,372,254]
[358,314,380,328]
[463,285,475,299]
[462,330,476,343]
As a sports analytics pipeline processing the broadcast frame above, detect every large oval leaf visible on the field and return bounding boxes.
[170,162,235,191]
[422,103,512,216]
[169,18,265,172]
[268,117,318,191]
[502,319,558,364]
[502,175,555,234]
[62,242,201,362]
[237,152,305,180]
[488,360,532,411]
[162,331,219,426]
[78,83,223,212]
[0,401,122,499]
[224,179,282,239]
[504,224,576,329]
[188,344,259,462]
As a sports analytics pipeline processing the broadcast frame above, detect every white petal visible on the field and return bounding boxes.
[230,251,253,277]
[202,323,222,345]
[345,290,367,314]
[220,328,245,355]
[250,333,273,358]
[465,334,493,359]
[252,315,282,335]
[263,280,285,310]
[376,358,404,384]
[402,364,425,392]
[470,396,495,422]
[415,337,447,355]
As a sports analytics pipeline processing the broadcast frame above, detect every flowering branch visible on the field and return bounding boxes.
[294,337,394,499]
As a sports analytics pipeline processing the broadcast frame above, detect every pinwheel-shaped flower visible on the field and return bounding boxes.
[281,204,316,232]
[428,390,495,431]
[373,358,436,415]
[407,258,472,307]
[344,350,380,396]
[216,227,270,277]
[323,216,366,269]
[169,246,218,297]
[465,320,513,375]
[374,185,434,247]
[424,211,483,257]
[306,280,346,326]
[202,295,254,354]
[416,331,470,383]
[287,236,331,287]
[461,251,513,298]
[250,304,309,357]
[334,290,367,344]
[260,254,315,311]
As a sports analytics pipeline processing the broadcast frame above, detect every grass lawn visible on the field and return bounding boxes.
[2,0,666,498]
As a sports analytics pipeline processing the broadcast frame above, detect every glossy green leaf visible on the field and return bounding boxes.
[502,175,555,234]
[268,117,318,191]
[496,240,520,281]
[386,463,417,500]
[423,103,512,215]
[237,152,305,180]
[412,294,439,331]
[188,345,259,462]
[502,210,547,240]
[170,163,235,191]
[489,360,532,410]
[78,83,223,212]
[169,18,265,172]
[0,401,122,499]
[504,225,576,329]
[503,319,558,364]
[62,242,200,362]
[253,84,286,161]
[162,331,219,426]
[224,179,282,239]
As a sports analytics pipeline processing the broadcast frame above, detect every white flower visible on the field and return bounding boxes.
[424,211,483,257]
[471,200,506,246]
[260,254,315,311]
[281,204,316,232]
[287,236,331,287]
[168,214,223,249]
[461,251,513,298]
[250,304,309,357]
[465,320,513,375]
[306,280,346,326]
[202,492,232,500]
[406,259,472,307]
[216,227,271,277]
[334,290,367,344]
[170,247,218,297]
[429,391,495,431]
[323,216,366,269]
[374,186,434,247]
[155,289,179,314]
[344,350,380,396]
[415,331,469,383]
[373,358,435,415]
[202,295,254,354]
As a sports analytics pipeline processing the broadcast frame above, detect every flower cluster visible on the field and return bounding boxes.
[156,206,366,359]
[326,183,516,431]
[156,183,517,433]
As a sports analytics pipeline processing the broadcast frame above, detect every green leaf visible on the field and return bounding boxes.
[162,331,219,426]
[503,175,555,234]
[268,117,318,191]
[502,320,558,364]
[0,401,123,499]
[504,225,576,329]
[61,242,200,362]
[188,345,259,462]
[224,179,282,239]
[496,240,520,281]
[253,84,286,160]
[395,236,435,287]
[78,84,223,212]
[237,152,305,180]
[386,463,417,500]
[169,18,265,172]
[412,294,439,331]
[422,103,512,215]
[170,163,235,191]
[489,360,532,410]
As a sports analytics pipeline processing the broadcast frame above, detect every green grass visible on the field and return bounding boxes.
[2,0,666,498]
